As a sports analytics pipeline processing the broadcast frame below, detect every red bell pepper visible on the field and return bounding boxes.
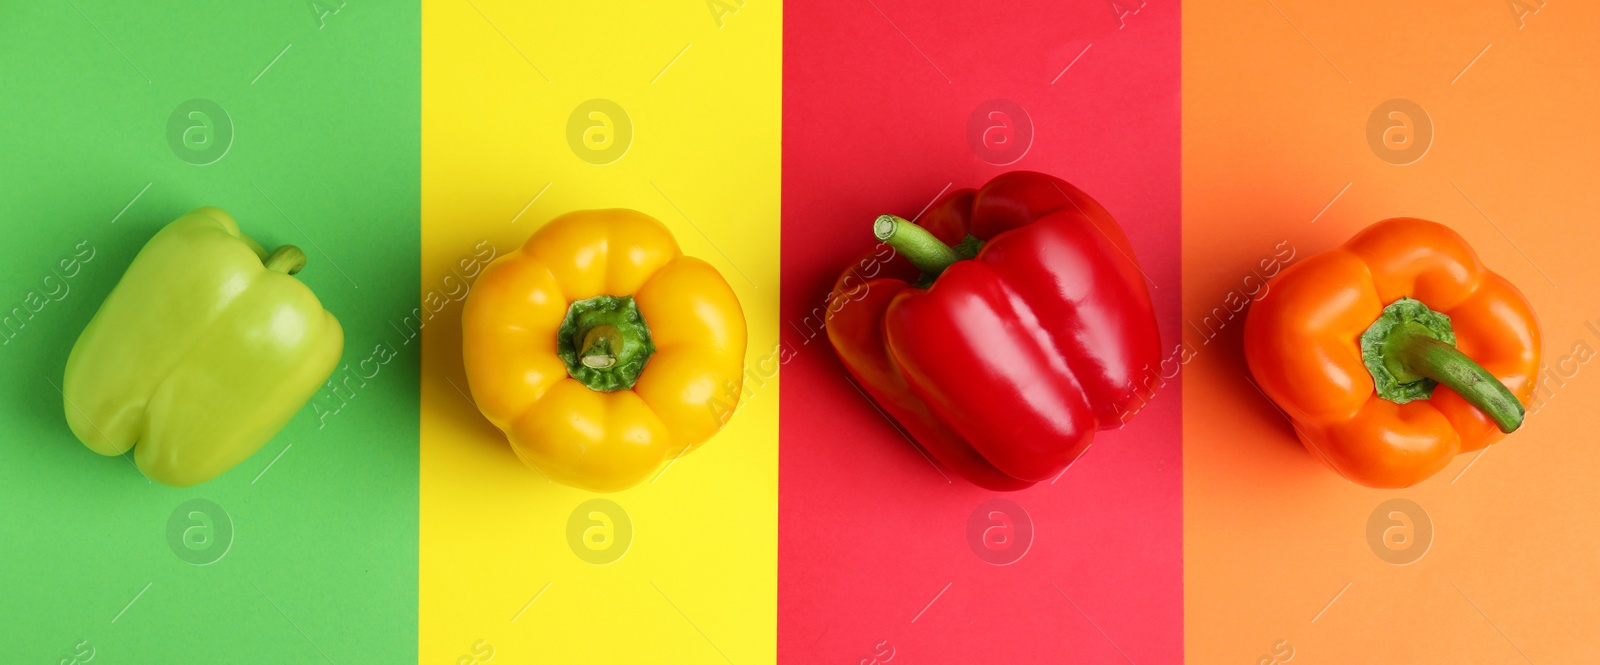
[827,171,1162,490]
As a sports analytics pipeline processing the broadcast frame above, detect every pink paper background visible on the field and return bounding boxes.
[778,0,1182,661]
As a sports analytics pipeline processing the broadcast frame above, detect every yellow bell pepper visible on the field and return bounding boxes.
[462,209,747,491]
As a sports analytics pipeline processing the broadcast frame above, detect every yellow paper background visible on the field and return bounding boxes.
[420,1,780,662]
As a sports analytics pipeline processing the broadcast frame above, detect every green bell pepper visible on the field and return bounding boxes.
[63,207,343,486]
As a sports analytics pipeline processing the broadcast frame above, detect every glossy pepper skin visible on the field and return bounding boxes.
[1244,218,1540,488]
[827,172,1162,490]
[64,207,344,487]
[462,209,746,492]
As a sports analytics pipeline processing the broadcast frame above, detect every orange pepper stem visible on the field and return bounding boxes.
[264,245,306,275]
[1382,321,1524,433]
[1362,298,1525,433]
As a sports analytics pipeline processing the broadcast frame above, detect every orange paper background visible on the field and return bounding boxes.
[1183,0,1600,662]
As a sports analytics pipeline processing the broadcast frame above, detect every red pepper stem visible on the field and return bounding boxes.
[1383,321,1524,433]
[265,245,306,275]
[874,215,961,277]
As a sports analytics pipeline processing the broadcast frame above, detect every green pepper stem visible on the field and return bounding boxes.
[579,324,622,369]
[874,215,962,277]
[1383,322,1524,432]
[265,245,306,275]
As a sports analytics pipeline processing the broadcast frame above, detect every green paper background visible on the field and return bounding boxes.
[0,1,419,662]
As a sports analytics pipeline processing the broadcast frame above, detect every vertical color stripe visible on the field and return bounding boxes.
[0,1,420,661]
[1183,0,1600,661]
[420,0,781,661]
[779,1,1183,662]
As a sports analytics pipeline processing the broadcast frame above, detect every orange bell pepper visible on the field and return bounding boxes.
[1244,218,1540,488]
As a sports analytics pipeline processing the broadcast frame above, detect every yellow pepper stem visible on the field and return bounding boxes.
[557,295,655,392]
[580,324,623,369]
